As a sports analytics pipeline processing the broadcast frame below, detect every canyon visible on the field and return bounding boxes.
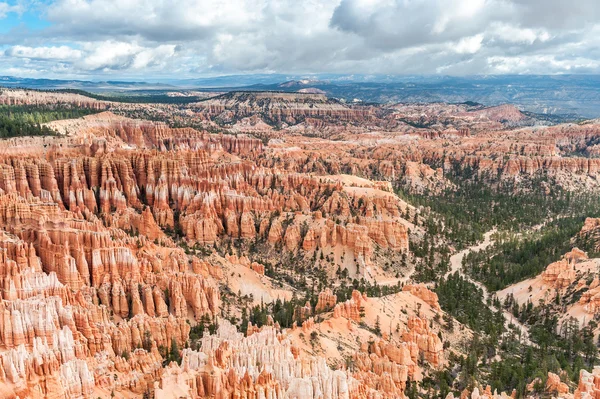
[1,87,600,398]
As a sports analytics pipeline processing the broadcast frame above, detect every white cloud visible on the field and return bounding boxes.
[131,45,177,69]
[6,45,83,60]
[432,0,487,34]
[0,2,21,19]
[78,41,177,70]
[489,23,551,44]
[487,55,600,74]
[79,42,142,70]
[453,34,483,54]
[2,0,600,77]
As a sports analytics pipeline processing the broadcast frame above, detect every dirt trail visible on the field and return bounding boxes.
[447,230,533,345]
[447,229,496,282]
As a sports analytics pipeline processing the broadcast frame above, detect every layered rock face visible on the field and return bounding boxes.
[0,89,110,110]
[192,91,373,126]
[44,111,263,155]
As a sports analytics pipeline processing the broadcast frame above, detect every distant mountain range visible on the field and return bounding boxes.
[2,74,600,118]
[0,76,176,91]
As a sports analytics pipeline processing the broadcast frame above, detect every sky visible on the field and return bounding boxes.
[1,0,600,80]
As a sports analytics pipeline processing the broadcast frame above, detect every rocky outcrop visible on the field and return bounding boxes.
[401,316,443,367]
[315,288,337,313]
[333,290,366,322]
[545,372,569,395]
[541,257,579,289]
[576,366,600,399]
[402,284,440,311]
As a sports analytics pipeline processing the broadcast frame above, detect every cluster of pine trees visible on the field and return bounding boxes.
[435,272,505,337]
[0,115,55,138]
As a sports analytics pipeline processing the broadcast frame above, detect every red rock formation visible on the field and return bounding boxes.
[541,249,586,289]
[0,184,219,397]
[401,316,443,367]
[7,89,598,398]
[333,290,366,322]
[315,288,337,313]
[545,372,569,395]
[402,284,440,310]
[576,367,600,399]
[157,320,350,399]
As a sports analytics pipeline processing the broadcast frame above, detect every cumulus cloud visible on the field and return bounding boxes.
[1,0,600,78]
[329,0,509,50]
[78,41,177,71]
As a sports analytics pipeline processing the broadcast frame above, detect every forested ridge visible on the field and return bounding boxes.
[0,104,98,138]
[398,171,600,249]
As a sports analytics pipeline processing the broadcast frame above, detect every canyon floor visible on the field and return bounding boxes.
[1,87,600,398]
